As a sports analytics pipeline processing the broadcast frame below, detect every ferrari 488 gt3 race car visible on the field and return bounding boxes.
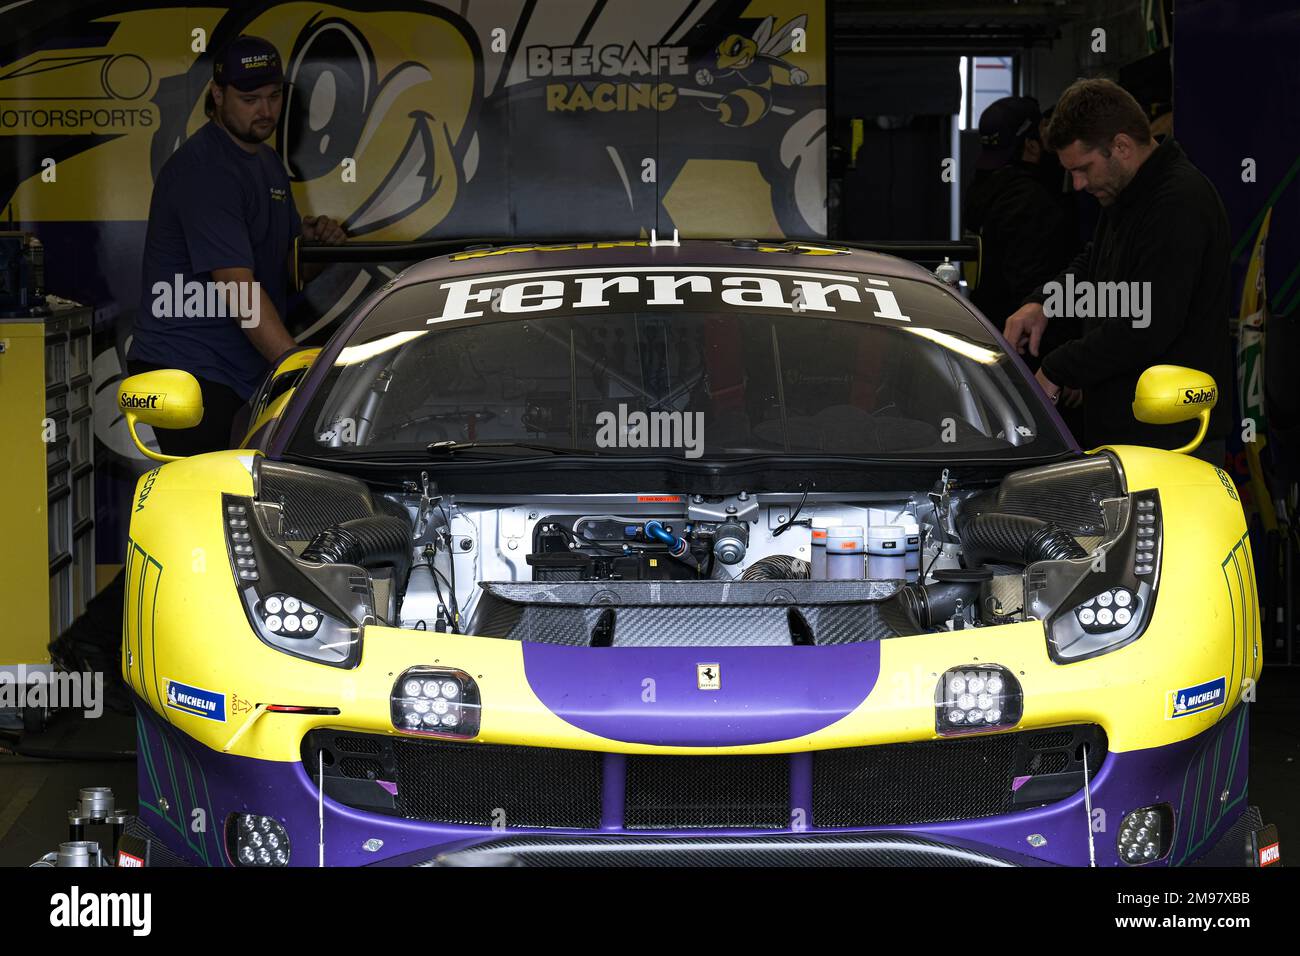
[116,239,1274,867]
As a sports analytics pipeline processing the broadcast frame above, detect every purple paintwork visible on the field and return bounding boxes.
[134,691,1253,868]
[520,642,880,746]
[1013,775,1031,791]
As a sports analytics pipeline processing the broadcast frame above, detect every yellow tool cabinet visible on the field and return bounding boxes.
[0,299,96,711]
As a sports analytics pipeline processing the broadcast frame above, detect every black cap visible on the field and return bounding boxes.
[213,36,284,92]
[976,96,1042,170]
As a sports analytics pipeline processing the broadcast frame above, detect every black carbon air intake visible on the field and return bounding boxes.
[959,513,1086,568]
[300,516,413,584]
[740,555,811,581]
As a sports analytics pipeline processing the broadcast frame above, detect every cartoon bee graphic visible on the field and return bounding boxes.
[692,15,809,127]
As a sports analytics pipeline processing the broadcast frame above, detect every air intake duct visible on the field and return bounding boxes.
[300,516,413,584]
[740,555,811,581]
[959,513,1086,568]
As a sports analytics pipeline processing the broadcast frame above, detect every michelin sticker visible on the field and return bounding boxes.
[1166,676,1226,719]
[165,679,226,722]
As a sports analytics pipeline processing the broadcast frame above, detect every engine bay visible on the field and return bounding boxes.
[231,453,1136,651]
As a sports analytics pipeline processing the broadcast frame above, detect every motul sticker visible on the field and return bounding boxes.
[117,851,144,868]
[1259,842,1280,866]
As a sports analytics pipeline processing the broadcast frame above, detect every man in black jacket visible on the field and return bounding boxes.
[1003,79,1231,463]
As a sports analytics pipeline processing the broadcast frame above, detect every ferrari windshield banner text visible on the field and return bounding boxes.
[429,269,911,323]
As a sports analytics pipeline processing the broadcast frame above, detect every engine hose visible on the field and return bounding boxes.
[958,512,1086,568]
[644,520,690,559]
[301,516,413,584]
[741,555,811,581]
[898,579,982,628]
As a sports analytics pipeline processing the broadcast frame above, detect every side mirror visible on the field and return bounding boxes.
[118,369,203,462]
[1132,365,1217,455]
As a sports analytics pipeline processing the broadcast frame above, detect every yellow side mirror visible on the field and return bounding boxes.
[118,369,204,462]
[1132,365,1217,454]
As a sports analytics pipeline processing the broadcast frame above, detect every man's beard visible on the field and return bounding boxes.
[221,110,275,145]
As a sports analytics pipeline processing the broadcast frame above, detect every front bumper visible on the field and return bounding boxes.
[134,693,1253,867]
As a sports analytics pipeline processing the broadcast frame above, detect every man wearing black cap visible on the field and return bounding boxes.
[964,96,1079,363]
[128,35,346,456]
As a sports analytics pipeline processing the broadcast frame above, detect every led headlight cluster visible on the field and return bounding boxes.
[255,593,321,638]
[1074,586,1139,632]
[1133,497,1157,577]
[229,813,290,867]
[935,665,1023,734]
[1117,804,1172,864]
[227,503,258,582]
[222,494,363,668]
[391,667,480,739]
[1041,490,1162,663]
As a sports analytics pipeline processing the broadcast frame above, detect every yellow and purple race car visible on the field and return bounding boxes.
[116,239,1274,867]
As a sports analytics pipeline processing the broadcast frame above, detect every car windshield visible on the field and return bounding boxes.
[286,265,1069,460]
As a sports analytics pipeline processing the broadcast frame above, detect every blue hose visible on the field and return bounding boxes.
[644,520,690,558]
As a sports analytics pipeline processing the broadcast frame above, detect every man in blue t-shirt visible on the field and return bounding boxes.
[128,35,346,455]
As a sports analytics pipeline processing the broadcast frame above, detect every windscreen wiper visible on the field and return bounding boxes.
[425,440,593,457]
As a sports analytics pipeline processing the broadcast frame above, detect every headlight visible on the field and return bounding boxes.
[1029,490,1161,663]
[227,813,291,867]
[223,495,367,668]
[391,667,481,739]
[935,665,1022,734]
[1117,804,1172,864]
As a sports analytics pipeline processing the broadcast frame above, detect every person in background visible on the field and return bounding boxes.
[127,35,346,456]
[964,96,1081,392]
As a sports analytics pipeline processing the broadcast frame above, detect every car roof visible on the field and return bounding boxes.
[384,238,948,290]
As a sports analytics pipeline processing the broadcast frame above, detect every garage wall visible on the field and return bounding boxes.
[0,0,828,561]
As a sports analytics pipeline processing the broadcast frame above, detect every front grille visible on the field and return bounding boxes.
[391,739,603,829]
[812,724,1107,827]
[305,725,1105,832]
[625,755,788,829]
[813,735,1019,827]
[339,756,384,780]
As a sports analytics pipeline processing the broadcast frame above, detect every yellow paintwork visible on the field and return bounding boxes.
[241,348,320,447]
[0,321,54,666]
[124,444,1259,765]
[1132,365,1217,454]
[119,369,204,462]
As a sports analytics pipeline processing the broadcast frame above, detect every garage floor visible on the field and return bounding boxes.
[2,669,1296,867]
